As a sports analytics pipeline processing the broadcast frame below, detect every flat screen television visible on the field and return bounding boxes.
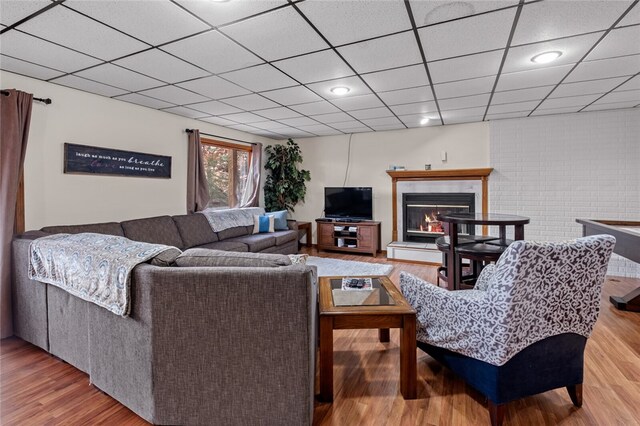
[324,187,373,221]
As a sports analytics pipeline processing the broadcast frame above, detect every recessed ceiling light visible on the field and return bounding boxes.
[330,86,350,95]
[420,117,430,125]
[531,51,562,64]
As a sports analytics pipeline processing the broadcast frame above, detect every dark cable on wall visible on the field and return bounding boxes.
[342,133,354,187]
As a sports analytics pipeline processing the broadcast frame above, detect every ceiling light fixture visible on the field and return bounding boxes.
[330,86,350,95]
[531,51,562,64]
[420,117,430,125]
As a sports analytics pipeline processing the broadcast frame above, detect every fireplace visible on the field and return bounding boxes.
[402,193,475,243]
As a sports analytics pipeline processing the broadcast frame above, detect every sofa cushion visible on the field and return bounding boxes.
[149,247,182,266]
[272,230,297,246]
[252,215,275,234]
[228,234,276,252]
[196,240,249,252]
[41,222,124,237]
[266,210,288,231]
[217,225,249,241]
[172,214,218,248]
[175,248,291,268]
[121,216,184,249]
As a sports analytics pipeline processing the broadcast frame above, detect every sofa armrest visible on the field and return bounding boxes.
[287,219,299,231]
[474,264,496,291]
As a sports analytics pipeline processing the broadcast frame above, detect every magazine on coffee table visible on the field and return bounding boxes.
[341,277,373,291]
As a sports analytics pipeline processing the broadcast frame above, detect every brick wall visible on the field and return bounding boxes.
[489,108,640,277]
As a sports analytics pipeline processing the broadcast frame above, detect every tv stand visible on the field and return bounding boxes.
[316,219,381,257]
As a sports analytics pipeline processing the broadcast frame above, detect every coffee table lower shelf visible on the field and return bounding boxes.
[318,276,417,402]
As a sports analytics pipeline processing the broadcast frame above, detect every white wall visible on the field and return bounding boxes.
[282,122,490,246]
[1,71,271,229]
[490,108,640,277]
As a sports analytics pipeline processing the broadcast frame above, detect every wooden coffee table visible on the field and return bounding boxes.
[318,275,417,402]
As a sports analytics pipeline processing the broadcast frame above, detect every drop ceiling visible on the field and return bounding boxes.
[1,0,638,140]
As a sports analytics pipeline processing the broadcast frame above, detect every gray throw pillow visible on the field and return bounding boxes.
[149,247,182,266]
[175,248,292,268]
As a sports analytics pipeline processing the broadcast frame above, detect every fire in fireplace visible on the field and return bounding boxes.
[402,193,475,243]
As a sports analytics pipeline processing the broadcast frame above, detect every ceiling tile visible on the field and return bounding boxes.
[19,6,148,60]
[390,101,438,115]
[504,32,603,74]
[441,105,486,118]
[586,25,640,61]
[491,86,553,104]
[337,31,422,74]
[486,110,530,120]
[221,7,327,61]
[0,30,101,72]
[161,106,209,119]
[398,114,439,127]
[331,120,371,131]
[530,106,580,116]
[174,0,287,27]
[161,30,263,75]
[221,64,297,92]
[349,107,394,120]
[251,130,286,139]
[409,1,518,27]
[337,126,371,134]
[138,85,210,105]
[615,75,640,91]
[277,116,320,127]
[584,100,639,111]
[306,76,372,99]
[378,86,434,105]
[595,89,640,104]
[50,75,128,97]
[369,123,406,131]
[434,76,495,99]
[296,124,342,135]
[444,115,485,125]
[186,100,242,116]
[253,107,302,120]
[550,77,628,99]
[66,0,210,46]
[227,123,261,133]
[361,64,430,92]
[566,55,640,82]
[360,116,402,127]
[488,101,539,115]
[273,49,353,84]
[512,1,630,45]
[222,94,279,110]
[617,2,640,27]
[428,50,504,83]
[0,54,65,80]
[297,0,411,46]
[114,93,176,109]
[177,75,250,99]
[331,93,384,111]
[252,121,293,131]
[199,116,239,126]
[537,93,601,110]
[0,0,50,26]
[419,8,515,61]
[439,94,490,111]
[219,112,266,124]
[283,129,315,138]
[261,86,322,105]
[114,49,209,84]
[289,101,340,115]
[311,112,354,124]
[75,63,163,92]
[497,64,574,91]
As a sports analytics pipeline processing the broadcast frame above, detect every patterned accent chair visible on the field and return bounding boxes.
[400,235,616,426]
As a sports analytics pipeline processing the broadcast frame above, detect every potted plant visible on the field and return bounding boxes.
[264,138,311,213]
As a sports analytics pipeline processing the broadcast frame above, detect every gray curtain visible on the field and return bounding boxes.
[1,89,33,338]
[239,142,262,208]
[187,129,211,213]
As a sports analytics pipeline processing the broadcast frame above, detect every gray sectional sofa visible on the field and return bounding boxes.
[11,211,317,425]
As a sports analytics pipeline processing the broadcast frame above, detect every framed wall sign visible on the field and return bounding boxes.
[64,143,171,179]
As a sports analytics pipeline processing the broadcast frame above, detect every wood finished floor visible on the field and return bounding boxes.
[1,247,639,425]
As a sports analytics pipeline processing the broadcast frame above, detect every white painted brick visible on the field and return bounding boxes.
[490,108,640,278]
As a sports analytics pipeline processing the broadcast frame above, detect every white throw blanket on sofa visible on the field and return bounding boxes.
[198,207,264,232]
[28,233,177,316]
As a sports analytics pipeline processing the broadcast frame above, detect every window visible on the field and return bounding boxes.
[201,138,252,208]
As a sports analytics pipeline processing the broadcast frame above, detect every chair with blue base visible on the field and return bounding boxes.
[400,235,616,426]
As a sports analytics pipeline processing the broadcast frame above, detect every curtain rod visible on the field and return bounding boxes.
[1,90,52,104]
[185,128,256,146]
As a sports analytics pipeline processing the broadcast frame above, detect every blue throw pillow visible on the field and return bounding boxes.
[266,210,288,231]
[253,215,275,234]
